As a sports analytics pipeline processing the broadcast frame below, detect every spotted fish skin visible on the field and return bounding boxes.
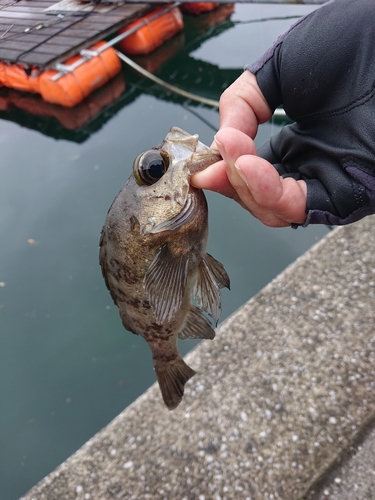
[99,127,230,410]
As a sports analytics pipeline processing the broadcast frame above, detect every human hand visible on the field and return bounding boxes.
[193,0,375,228]
[192,70,307,227]
[192,127,307,227]
[217,70,271,137]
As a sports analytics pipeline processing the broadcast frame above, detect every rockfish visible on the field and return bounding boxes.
[99,127,230,410]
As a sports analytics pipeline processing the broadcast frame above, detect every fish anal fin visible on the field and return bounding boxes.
[144,244,188,325]
[154,356,196,410]
[193,253,230,325]
[193,258,219,324]
[179,306,215,340]
[205,253,230,290]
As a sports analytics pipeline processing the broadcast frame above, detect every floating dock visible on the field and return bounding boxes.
[0,0,151,68]
[0,0,327,69]
[0,0,325,120]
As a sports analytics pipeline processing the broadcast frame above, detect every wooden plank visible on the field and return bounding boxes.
[39,25,106,35]
[12,1,60,6]
[11,51,56,65]
[0,23,34,31]
[17,44,70,55]
[0,11,51,19]
[0,22,108,42]
[0,18,53,26]
[0,0,50,3]
[0,0,152,67]
[7,31,87,43]
[16,33,105,60]
[1,33,86,48]
[43,33,87,45]
[0,6,54,13]
[124,0,326,2]
[16,0,56,4]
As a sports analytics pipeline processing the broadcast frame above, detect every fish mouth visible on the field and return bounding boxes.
[188,150,222,175]
[148,194,197,234]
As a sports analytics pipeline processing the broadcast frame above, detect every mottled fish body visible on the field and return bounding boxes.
[99,127,229,410]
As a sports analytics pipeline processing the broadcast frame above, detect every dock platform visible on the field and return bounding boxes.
[0,0,151,68]
[0,0,327,70]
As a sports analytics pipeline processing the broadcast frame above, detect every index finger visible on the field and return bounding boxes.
[190,159,238,199]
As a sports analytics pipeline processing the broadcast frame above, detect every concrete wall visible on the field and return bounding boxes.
[21,215,375,500]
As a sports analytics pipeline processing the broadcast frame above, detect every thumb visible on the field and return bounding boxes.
[214,128,257,167]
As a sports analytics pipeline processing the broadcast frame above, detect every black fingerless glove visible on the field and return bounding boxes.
[247,0,375,226]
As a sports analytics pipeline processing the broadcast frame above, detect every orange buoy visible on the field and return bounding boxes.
[0,72,126,130]
[181,3,220,15]
[39,41,121,107]
[190,4,235,30]
[0,62,40,93]
[117,6,184,55]
[131,32,184,74]
[0,41,121,107]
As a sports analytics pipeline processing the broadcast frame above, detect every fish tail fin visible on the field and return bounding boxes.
[154,357,196,410]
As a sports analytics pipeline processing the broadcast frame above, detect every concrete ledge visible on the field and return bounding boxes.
[21,216,375,500]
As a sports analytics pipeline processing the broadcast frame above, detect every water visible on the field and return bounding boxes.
[0,4,326,499]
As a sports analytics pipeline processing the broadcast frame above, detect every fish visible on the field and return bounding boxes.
[99,127,230,410]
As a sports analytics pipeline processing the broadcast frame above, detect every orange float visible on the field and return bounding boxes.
[181,3,220,15]
[39,41,121,107]
[117,6,184,55]
[0,63,40,93]
[0,41,121,107]
[0,72,126,130]
[131,32,185,74]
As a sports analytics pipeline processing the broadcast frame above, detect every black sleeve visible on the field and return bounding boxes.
[246,0,375,226]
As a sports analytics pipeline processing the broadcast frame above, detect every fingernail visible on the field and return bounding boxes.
[213,133,222,146]
[234,163,249,186]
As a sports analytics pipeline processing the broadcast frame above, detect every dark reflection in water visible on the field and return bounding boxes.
[0,4,325,499]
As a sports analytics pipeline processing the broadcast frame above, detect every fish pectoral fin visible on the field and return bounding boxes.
[178,306,215,340]
[193,254,230,325]
[144,244,189,325]
[154,356,196,410]
[148,195,195,234]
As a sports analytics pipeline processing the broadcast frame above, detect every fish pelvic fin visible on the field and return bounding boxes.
[193,253,230,325]
[144,244,189,325]
[154,356,196,410]
[178,305,215,340]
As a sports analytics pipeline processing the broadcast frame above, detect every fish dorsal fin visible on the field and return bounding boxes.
[178,306,215,340]
[144,244,189,325]
[167,127,199,152]
[193,253,230,325]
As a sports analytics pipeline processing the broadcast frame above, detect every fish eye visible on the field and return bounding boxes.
[133,150,169,186]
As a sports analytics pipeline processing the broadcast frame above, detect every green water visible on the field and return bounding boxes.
[0,4,325,499]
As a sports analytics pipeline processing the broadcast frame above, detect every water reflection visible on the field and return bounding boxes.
[0,4,325,499]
